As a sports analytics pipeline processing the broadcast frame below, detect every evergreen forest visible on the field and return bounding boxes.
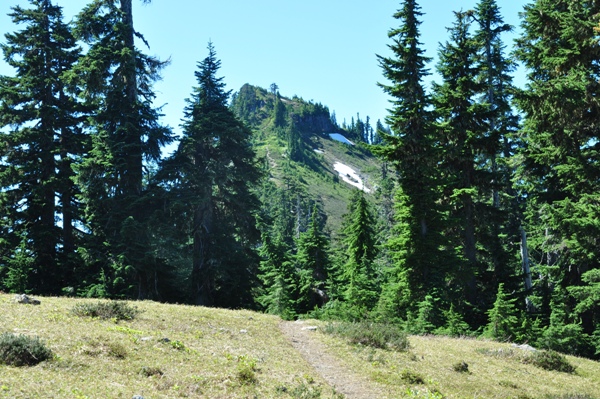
[2,0,600,360]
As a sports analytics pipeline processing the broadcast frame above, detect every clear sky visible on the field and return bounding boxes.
[0,0,527,137]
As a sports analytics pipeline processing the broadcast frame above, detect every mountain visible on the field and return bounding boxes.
[231,84,385,233]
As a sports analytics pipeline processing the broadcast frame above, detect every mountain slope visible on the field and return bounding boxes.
[232,84,384,232]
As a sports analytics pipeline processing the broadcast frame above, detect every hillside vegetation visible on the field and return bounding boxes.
[2,295,600,399]
[232,83,384,232]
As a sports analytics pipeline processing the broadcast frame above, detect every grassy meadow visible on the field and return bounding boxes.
[0,295,337,399]
[1,294,600,399]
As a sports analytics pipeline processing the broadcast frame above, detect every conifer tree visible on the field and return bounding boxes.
[160,43,261,307]
[73,0,173,298]
[472,0,521,295]
[432,11,490,320]
[432,5,521,325]
[514,0,600,337]
[340,191,379,313]
[0,0,85,293]
[483,283,521,341]
[295,204,330,313]
[373,0,449,317]
[257,220,296,319]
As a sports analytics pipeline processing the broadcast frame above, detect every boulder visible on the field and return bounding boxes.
[14,294,41,305]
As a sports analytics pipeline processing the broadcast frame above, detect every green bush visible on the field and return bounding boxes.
[324,321,410,351]
[236,355,258,385]
[400,369,425,384]
[71,300,141,321]
[523,350,576,373]
[0,333,53,367]
[452,361,469,373]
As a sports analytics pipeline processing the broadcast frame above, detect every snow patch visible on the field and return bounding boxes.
[329,133,354,146]
[333,162,370,193]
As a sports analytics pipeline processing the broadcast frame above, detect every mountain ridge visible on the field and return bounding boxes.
[231,83,385,232]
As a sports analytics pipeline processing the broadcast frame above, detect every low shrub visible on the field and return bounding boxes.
[498,380,519,389]
[236,355,258,385]
[107,342,128,359]
[400,369,425,385]
[324,321,410,351]
[71,300,141,321]
[523,350,576,373]
[452,361,469,373]
[140,366,164,377]
[0,333,53,367]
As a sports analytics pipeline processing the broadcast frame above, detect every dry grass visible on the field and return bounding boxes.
[0,295,339,399]
[3,295,599,399]
[315,321,600,399]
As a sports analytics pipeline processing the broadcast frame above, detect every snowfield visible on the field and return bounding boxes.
[333,162,371,193]
[329,133,354,145]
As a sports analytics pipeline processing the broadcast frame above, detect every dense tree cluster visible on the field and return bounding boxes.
[0,0,259,306]
[369,0,600,358]
[2,0,600,359]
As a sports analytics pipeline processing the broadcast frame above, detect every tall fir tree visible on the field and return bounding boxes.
[340,190,379,314]
[0,0,85,294]
[73,0,173,298]
[159,43,261,307]
[472,0,522,297]
[515,0,600,341]
[373,0,450,318]
[432,9,484,300]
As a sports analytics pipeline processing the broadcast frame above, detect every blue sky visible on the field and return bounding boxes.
[0,0,526,137]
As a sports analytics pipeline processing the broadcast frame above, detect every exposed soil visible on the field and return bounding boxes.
[279,320,384,399]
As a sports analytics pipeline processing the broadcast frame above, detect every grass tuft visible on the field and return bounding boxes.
[324,321,409,351]
[0,333,53,366]
[400,369,425,385]
[71,300,140,321]
[452,361,469,373]
[236,355,258,385]
[523,350,576,373]
[140,366,164,377]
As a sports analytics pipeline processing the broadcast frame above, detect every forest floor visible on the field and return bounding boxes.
[279,320,385,399]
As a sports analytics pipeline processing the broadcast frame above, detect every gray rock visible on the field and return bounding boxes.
[132,396,145,399]
[512,343,536,352]
[14,294,40,305]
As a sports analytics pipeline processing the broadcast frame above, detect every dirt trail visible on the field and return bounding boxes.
[279,320,384,399]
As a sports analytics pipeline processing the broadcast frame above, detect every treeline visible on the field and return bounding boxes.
[1,0,600,360]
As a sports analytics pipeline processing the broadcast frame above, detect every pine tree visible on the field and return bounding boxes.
[257,220,296,319]
[483,283,521,341]
[514,0,600,337]
[73,0,173,298]
[472,0,521,298]
[0,0,85,294]
[273,92,286,128]
[160,43,261,307]
[373,0,449,317]
[340,191,379,313]
[295,204,330,314]
[432,10,493,322]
